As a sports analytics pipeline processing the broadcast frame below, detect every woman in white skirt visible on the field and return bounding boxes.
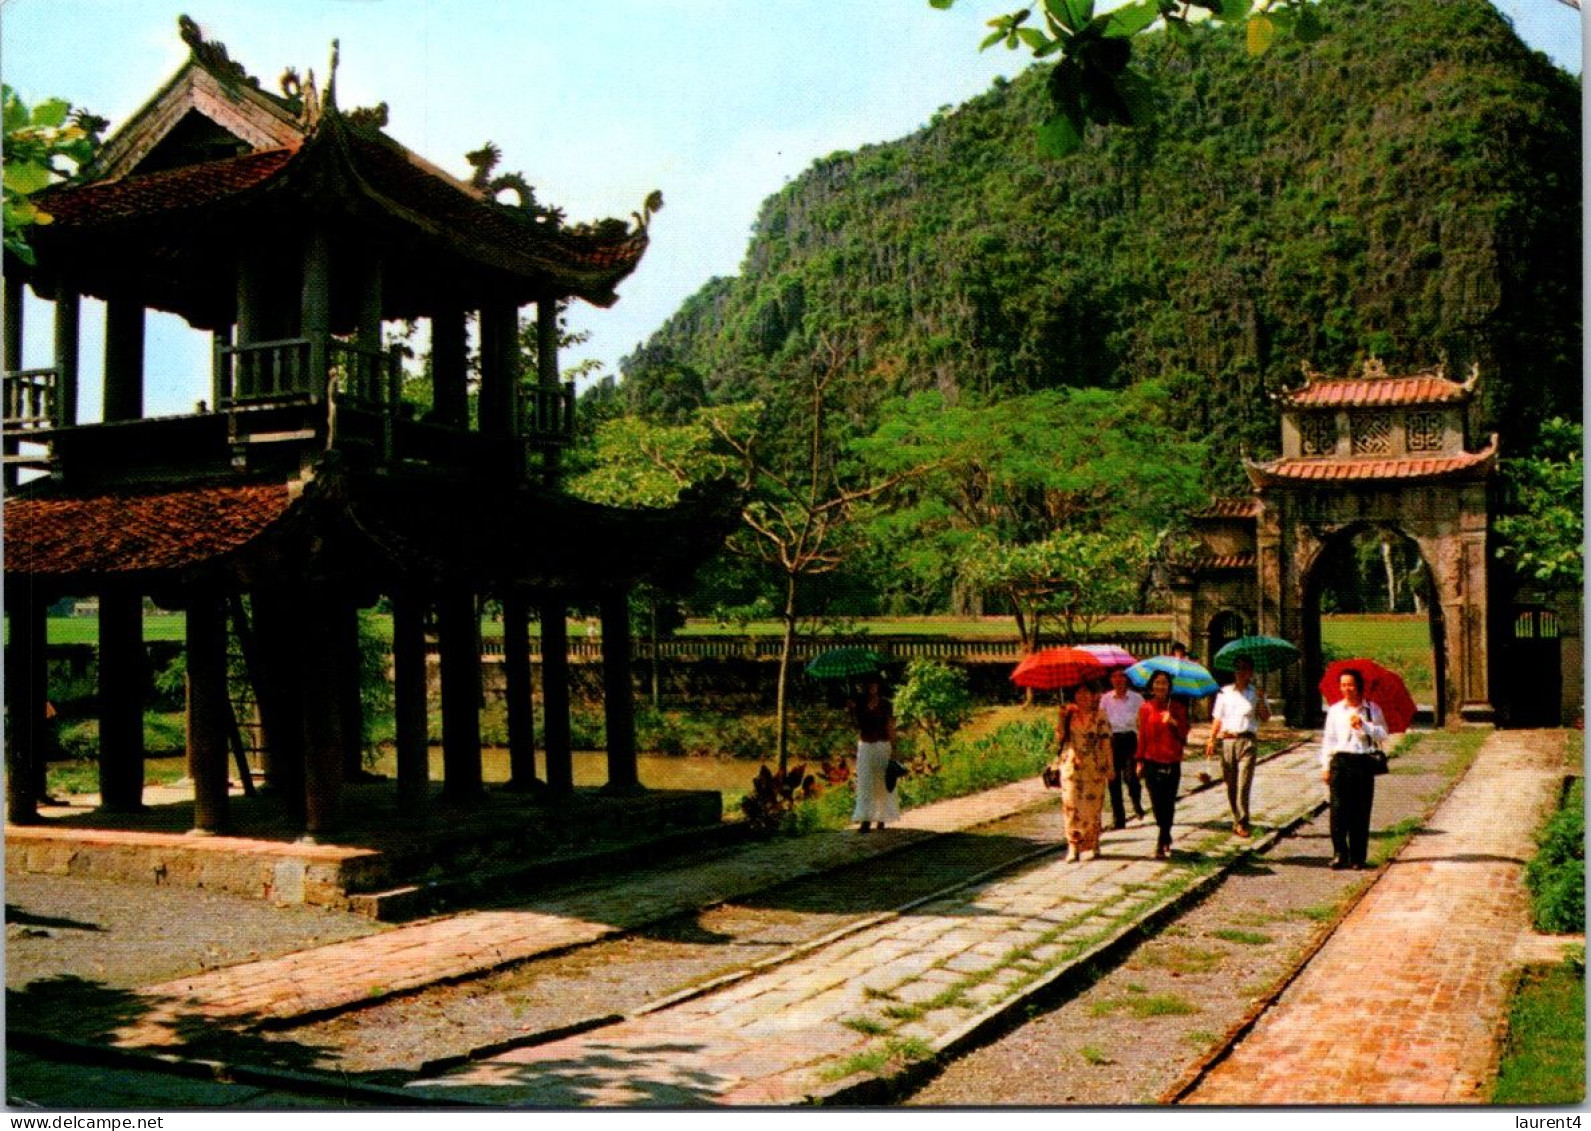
[851,677,899,832]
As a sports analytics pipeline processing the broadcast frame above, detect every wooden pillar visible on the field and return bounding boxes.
[185,595,230,834]
[102,298,145,423]
[438,587,483,801]
[4,582,46,824]
[300,593,345,838]
[537,299,561,485]
[53,284,79,427]
[301,228,331,399]
[250,590,305,825]
[358,256,383,404]
[336,603,367,780]
[600,588,640,795]
[3,275,21,372]
[392,592,430,818]
[539,598,574,795]
[502,594,538,791]
[211,326,231,412]
[3,276,22,488]
[97,591,146,812]
[478,302,516,437]
[430,308,468,427]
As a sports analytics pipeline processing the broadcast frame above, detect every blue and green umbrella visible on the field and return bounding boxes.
[1212,635,1301,675]
[1126,654,1219,698]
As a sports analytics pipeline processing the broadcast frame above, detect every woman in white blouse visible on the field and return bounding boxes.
[1320,668,1388,870]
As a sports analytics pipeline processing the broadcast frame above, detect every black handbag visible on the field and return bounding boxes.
[1367,747,1390,775]
[886,759,908,791]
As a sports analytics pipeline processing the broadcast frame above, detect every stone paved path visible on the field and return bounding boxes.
[405,739,1332,1106]
[112,757,1132,1045]
[1184,728,1567,1105]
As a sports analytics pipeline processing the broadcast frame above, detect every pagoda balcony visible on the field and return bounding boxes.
[216,336,401,413]
[521,382,576,446]
[4,334,577,486]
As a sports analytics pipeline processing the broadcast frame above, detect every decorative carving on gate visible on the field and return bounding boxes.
[1406,410,1444,452]
[1300,414,1337,456]
[1351,412,1392,454]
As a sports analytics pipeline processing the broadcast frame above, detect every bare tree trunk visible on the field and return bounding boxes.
[775,574,799,778]
[1380,537,1397,612]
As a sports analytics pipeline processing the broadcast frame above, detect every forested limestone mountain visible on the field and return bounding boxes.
[621,0,1580,488]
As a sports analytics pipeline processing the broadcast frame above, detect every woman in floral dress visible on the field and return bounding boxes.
[1059,682,1115,861]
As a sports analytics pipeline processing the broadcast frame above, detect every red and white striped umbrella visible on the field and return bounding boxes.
[1076,644,1137,670]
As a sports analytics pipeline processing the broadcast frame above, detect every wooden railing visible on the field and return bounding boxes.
[328,340,402,410]
[217,337,314,405]
[431,633,1177,665]
[2,367,58,432]
[216,337,400,411]
[521,381,576,444]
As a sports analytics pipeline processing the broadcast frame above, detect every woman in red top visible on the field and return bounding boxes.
[1135,670,1190,859]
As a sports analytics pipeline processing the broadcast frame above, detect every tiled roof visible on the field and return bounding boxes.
[35,148,298,225]
[29,120,649,307]
[1247,443,1497,486]
[1192,498,1260,520]
[1283,374,1471,408]
[342,129,648,300]
[4,481,296,577]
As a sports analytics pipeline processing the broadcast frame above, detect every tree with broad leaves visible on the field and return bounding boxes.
[1494,417,1582,588]
[853,383,1208,615]
[959,527,1152,652]
[3,86,104,265]
[931,0,1324,156]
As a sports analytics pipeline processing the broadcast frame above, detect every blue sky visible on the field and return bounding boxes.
[2,0,1581,418]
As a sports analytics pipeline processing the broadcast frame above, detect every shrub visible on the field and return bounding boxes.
[1525,778,1585,934]
[895,660,974,766]
[750,715,1054,839]
[739,762,821,835]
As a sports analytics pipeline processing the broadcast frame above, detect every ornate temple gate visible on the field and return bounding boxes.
[1172,362,1503,727]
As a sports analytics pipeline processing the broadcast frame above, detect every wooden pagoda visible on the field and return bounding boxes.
[2,20,733,836]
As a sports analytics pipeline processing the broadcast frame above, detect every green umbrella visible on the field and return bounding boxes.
[1212,635,1301,674]
[805,646,887,680]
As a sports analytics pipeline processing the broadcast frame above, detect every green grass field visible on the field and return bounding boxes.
[36,611,1437,698]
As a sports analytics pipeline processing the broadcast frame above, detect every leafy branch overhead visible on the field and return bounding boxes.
[932,0,1322,155]
[3,85,105,264]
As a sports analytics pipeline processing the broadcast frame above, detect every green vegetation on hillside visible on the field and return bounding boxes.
[621,0,1579,492]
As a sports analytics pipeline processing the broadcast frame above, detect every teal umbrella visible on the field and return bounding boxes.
[805,646,887,681]
[1126,655,1219,698]
[1212,635,1301,674]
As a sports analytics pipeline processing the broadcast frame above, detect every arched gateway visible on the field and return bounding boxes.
[1170,360,1506,727]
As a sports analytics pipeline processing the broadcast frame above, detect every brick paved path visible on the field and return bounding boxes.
[405,739,1331,1106]
[1185,728,1567,1105]
[112,762,1111,1045]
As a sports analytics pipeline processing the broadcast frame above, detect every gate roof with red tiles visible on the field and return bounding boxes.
[1244,440,1499,488]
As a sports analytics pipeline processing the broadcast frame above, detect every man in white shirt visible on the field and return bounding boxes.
[1101,668,1146,829]
[1206,655,1270,837]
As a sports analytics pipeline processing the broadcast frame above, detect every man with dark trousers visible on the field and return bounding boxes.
[1101,668,1145,829]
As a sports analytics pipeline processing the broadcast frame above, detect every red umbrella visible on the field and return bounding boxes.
[1011,647,1109,691]
[1319,658,1418,734]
